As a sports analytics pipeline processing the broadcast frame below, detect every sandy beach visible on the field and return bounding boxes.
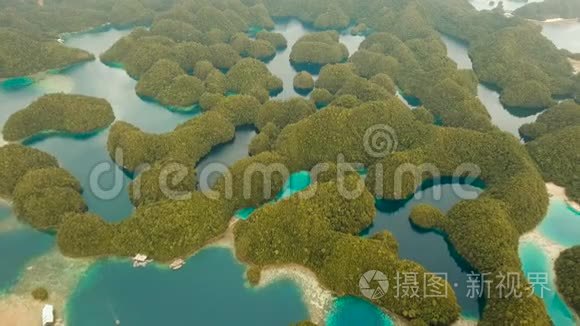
[569,58,580,75]
[520,229,566,267]
[0,249,93,326]
[258,264,334,324]
[452,318,478,326]
[542,18,579,24]
[546,182,580,213]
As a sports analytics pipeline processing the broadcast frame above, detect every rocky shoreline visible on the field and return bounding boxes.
[258,264,334,324]
[546,182,580,213]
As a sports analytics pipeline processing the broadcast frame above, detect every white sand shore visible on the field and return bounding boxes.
[258,264,334,324]
[452,318,478,326]
[542,18,579,24]
[0,249,93,326]
[520,229,566,267]
[519,229,580,323]
[569,58,580,75]
[546,182,580,212]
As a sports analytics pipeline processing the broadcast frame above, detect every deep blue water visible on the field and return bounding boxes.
[365,181,485,319]
[66,247,309,325]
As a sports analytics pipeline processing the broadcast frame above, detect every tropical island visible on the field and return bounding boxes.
[555,246,580,315]
[2,94,115,141]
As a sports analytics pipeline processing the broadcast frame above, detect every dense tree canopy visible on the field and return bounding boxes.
[0,28,94,78]
[225,58,282,99]
[5,1,574,323]
[519,100,580,141]
[290,31,349,70]
[0,144,58,198]
[135,59,204,109]
[3,94,115,141]
[13,168,86,230]
[256,31,287,50]
[256,98,316,130]
[234,175,461,324]
[554,246,580,315]
[293,72,314,94]
[526,125,580,203]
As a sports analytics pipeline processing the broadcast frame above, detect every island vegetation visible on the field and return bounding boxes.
[421,0,576,111]
[0,144,87,230]
[0,144,58,198]
[4,0,576,324]
[526,125,580,203]
[293,72,314,94]
[554,246,580,315]
[519,100,580,141]
[225,58,282,101]
[31,287,49,301]
[290,31,349,71]
[234,175,461,324]
[0,28,94,78]
[231,33,276,61]
[135,59,204,109]
[256,31,287,50]
[3,94,115,141]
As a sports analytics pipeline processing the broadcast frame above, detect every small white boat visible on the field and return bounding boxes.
[132,254,151,268]
[170,259,185,270]
[42,304,54,326]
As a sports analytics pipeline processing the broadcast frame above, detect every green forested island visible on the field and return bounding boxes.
[290,31,349,68]
[555,246,580,315]
[2,94,115,141]
[0,28,94,78]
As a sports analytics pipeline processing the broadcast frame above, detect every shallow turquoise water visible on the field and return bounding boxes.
[1,77,35,91]
[538,199,580,247]
[326,296,394,326]
[66,247,308,325]
[234,170,312,220]
[519,241,577,326]
[0,205,54,293]
[276,170,312,200]
[367,180,485,319]
[0,203,10,221]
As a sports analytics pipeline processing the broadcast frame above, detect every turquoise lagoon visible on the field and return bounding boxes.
[538,199,580,247]
[519,241,577,325]
[326,296,394,326]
